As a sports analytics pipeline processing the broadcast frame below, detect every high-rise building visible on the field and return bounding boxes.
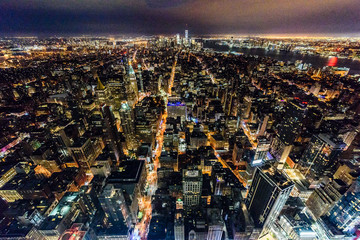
[324,176,360,235]
[174,211,185,240]
[119,101,137,150]
[252,137,270,165]
[99,184,132,228]
[102,105,124,163]
[185,30,189,45]
[207,208,225,240]
[246,168,294,233]
[182,169,202,207]
[68,138,96,170]
[277,99,307,145]
[270,135,292,169]
[102,70,127,112]
[306,180,346,219]
[176,33,181,45]
[94,73,110,106]
[137,64,144,92]
[301,134,346,176]
[272,99,307,169]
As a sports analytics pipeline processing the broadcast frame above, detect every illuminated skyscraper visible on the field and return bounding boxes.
[102,105,124,163]
[272,99,307,169]
[185,29,189,46]
[119,101,137,150]
[176,33,181,45]
[123,56,138,106]
[277,99,307,145]
[94,72,110,106]
[68,138,96,170]
[325,177,360,235]
[174,211,185,240]
[306,180,346,219]
[301,134,346,176]
[138,64,144,92]
[252,137,270,165]
[246,168,294,233]
[99,184,132,228]
[182,169,202,207]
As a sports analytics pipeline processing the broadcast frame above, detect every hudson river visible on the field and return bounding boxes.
[204,41,360,75]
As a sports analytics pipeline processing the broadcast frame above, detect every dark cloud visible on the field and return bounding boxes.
[0,0,359,36]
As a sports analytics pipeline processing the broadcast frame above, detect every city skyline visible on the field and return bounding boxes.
[1,0,360,36]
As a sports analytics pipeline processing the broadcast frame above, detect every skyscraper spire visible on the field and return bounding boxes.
[96,74,105,90]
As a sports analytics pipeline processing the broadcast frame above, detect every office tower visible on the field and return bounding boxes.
[167,99,187,123]
[301,134,346,176]
[252,137,270,165]
[138,64,144,92]
[68,138,96,169]
[270,135,292,169]
[106,73,127,112]
[272,99,307,169]
[99,184,132,228]
[119,101,137,150]
[325,177,360,234]
[102,105,124,163]
[174,211,185,240]
[257,114,270,136]
[277,99,307,145]
[128,63,138,98]
[207,208,225,240]
[241,96,252,120]
[185,29,189,45]
[246,168,294,232]
[306,180,346,219]
[94,72,110,106]
[123,57,138,106]
[182,169,202,207]
[176,33,181,45]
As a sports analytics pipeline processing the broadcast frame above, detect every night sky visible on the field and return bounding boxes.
[1,0,360,36]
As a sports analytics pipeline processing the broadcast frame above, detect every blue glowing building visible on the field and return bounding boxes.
[325,176,360,235]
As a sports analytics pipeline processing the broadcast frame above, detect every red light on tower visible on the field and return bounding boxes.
[327,57,338,67]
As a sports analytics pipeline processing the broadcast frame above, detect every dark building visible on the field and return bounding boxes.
[245,168,294,233]
[301,133,346,176]
[323,176,360,235]
[277,100,307,146]
[102,105,124,164]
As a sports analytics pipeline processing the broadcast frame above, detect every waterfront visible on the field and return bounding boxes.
[204,41,360,75]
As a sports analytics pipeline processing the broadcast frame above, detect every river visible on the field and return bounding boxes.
[204,41,360,75]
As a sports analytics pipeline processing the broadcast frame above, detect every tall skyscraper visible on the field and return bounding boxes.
[324,177,360,235]
[99,184,132,228]
[272,99,307,169]
[246,168,294,233]
[123,56,138,106]
[94,72,110,106]
[68,138,96,170]
[174,211,185,240]
[252,137,270,165]
[102,105,124,163]
[207,208,225,240]
[185,29,189,46]
[119,101,137,150]
[137,64,144,92]
[182,169,202,207]
[301,133,346,176]
[306,180,346,219]
[277,99,307,145]
[176,33,181,45]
